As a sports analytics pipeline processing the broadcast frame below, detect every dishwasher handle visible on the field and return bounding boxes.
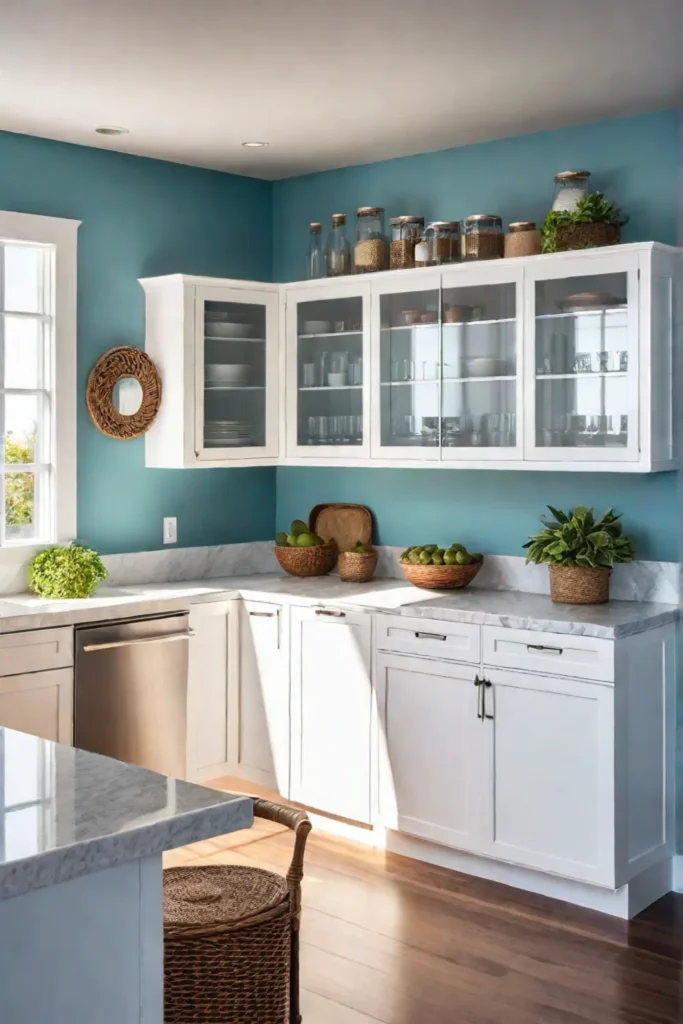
[82,631,195,653]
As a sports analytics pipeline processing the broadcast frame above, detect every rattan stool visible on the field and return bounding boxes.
[163,798,312,1024]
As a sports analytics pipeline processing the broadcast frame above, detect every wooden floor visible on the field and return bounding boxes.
[164,780,683,1024]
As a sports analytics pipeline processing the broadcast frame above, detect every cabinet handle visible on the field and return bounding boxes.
[527,643,563,655]
[315,609,346,618]
[484,680,494,720]
[474,675,484,720]
[249,611,277,618]
[414,631,447,641]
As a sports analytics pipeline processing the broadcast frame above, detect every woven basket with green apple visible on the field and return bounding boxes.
[274,519,338,577]
[399,543,483,590]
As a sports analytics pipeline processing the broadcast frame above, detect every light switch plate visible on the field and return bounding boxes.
[163,517,177,544]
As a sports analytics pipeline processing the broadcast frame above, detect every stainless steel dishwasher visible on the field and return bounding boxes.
[74,612,192,777]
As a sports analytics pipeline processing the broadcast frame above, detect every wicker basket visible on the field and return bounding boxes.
[401,559,483,591]
[274,543,337,578]
[164,800,311,1024]
[338,550,378,583]
[555,222,620,252]
[549,565,609,604]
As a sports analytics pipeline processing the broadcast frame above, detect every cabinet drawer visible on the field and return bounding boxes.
[482,627,614,682]
[375,614,480,664]
[0,627,74,677]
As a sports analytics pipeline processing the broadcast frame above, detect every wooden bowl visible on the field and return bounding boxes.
[274,544,337,578]
[400,559,483,590]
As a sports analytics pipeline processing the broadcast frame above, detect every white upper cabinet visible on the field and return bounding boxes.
[140,275,280,468]
[141,244,679,471]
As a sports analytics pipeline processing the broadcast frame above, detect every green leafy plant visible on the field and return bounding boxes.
[541,192,623,253]
[5,429,36,528]
[29,542,108,599]
[523,506,635,568]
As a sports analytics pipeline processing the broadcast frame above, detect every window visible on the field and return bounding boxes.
[0,212,78,557]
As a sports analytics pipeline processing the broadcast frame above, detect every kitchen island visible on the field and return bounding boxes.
[0,727,253,1024]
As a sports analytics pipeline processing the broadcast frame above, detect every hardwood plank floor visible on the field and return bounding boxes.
[164,779,683,1023]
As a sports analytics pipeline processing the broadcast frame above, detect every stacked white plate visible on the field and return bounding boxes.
[205,363,249,386]
[204,421,251,447]
[205,311,254,339]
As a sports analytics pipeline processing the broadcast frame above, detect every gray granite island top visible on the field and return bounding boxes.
[0,573,678,639]
[0,727,253,900]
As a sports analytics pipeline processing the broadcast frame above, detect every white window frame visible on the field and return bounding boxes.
[0,211,79,573]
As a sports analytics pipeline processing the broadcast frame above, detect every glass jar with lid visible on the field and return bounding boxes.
[504,221,541,258]
[390,216,424,269]
[354,206,388,273]
[552,170,590,212]
[325,213,351,277]
[425,221,461,265]
[463,214,503,261]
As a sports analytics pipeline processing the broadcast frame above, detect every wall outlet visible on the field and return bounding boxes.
[163,517,177,545]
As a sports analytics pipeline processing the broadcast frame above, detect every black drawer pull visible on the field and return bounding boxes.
[414,631,447,641]
[249,611,276,618]
[527,643,563,655]
[315,609,346,618]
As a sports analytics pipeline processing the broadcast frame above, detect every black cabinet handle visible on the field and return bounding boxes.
[414,631,447,641]
[474,675,484,720]
[527,643,563,655]
[249,611,277,618]
[315,608,346,618]
[484,680,494,720]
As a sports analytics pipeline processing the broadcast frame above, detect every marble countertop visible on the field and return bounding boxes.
[0,573,678,639]
[0,728,253,900]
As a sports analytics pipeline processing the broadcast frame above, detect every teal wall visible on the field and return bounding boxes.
[0,131,275,553]
[272,110,680,560]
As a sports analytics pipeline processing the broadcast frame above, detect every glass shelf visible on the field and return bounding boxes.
[298,330,362,339]
[299,385,362,392]
[536,308,626,321]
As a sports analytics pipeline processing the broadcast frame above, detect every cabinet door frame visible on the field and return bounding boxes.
[439,261,525,463]
[194,284,280,462]
[522,250,640,465]
[370,271,442,462]
[289,604,373,822]
[186,599,236,783]
[479,667,616,886]
[285,281,372,460]
[0,668,73,744]
[374,652,488,850]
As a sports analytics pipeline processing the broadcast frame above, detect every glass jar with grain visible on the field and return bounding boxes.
[504,221,541,258]
[355,207,389,273]
[552,170,590,212]
[463,214,503,261]
[390,216,424,270]
[425,221,461,265]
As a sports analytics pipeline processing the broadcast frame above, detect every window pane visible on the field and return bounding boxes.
[5,805,41,860]
[4,394,38,463]
[3,315,43,389]
[3,245,44,314]
[5,471,36,541]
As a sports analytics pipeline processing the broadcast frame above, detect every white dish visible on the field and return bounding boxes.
[327,373,347,387]
[302,320,332,335]
[205,363,249,384]
[205,322,253,339]
[463,357,502,377]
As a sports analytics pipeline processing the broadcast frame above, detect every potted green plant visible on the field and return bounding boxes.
[541,192,624,253]
[523,506,635,604]
[28,542,108,599]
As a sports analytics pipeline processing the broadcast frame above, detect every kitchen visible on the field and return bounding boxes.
[1,1,683,1021]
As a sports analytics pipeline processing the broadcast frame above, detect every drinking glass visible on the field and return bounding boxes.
[572,352,592,373]
[617,351,629,372]
[348,359,363,385]
[302,363,317,387]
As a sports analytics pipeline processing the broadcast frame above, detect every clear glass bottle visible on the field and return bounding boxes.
[552,170,590,212]
[325,214,351,277]
[354,206,388,273]
[307,222,324,279]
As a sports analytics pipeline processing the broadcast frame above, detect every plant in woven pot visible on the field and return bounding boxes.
[338,541,378,583]
[541,192,625,253]
[523,506,635,605]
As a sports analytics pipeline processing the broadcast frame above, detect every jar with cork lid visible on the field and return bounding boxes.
[504,221,541,258]
[354,207,389,273]
[425,221,461,265]
[552,170,590,212]
[463,214,504,261]
[390,216,424,270]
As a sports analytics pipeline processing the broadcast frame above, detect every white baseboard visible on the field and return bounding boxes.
[308,813,673,920]
[673,853,683,892]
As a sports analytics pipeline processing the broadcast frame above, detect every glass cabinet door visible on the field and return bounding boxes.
[527,257,639,462]
[286,284,370,457]
[440,267,522,459]
[373,275,442,460]
[195,286,278,460]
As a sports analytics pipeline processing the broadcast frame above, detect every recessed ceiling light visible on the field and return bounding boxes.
[95,125,130,136]
[241,141,269,148]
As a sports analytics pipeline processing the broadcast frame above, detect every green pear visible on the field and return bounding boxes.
[470,552,483,562]
[400,549,411,562]
[275,531,288,546]
[296,533,317,547]
[449,543,466,553]
[431,554,444,565]
[310,534,324,546]
[419,550,433,564]
[455,550,473,565]
[410,546,424,555]
[443,551,457,565]
[423,544,438,554]
[409,551,422,564]
[286,534,297,547]
[290,519,308,537]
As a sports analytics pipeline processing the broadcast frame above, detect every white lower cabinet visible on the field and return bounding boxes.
[187,600,235,782]
[0,669,73,744]
[478,669,616,885]
[237,601,290,795]
[290,606,372,823]
[375,653,486,850]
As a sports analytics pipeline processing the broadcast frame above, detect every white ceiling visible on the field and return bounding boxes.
[2,0,682,180]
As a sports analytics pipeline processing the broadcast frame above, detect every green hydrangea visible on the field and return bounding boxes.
[29,543,108,599]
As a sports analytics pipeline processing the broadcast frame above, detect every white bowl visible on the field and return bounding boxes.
[205,322,253,339]
[463,356,502,378]
[327,372,347,387]
[205,363,249,384]
[302,320,331,335]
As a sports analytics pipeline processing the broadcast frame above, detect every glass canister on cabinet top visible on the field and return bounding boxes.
[325,214,352,277]
[355,206,389,273]
[552,170,590,212]
[390,216,424,270]
[425,221,461,265]
[463,214,503,261]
